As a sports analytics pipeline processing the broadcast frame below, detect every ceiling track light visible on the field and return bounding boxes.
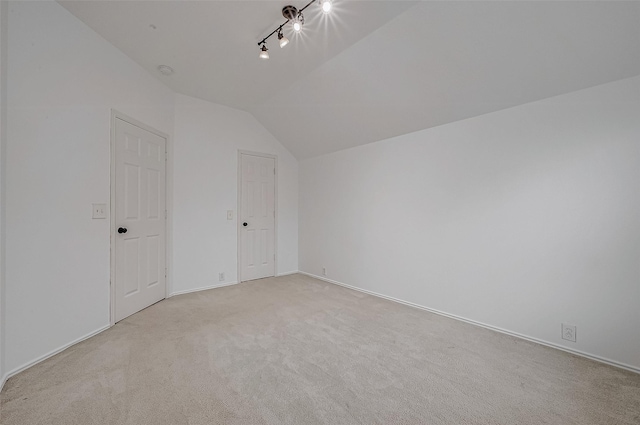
[259,43,269,60]
[257,0,332,59]
[278,29,289,48]
[292,13,304,33]
[319,0,332,14]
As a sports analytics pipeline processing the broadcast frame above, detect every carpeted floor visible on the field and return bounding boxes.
[1,274,639,424]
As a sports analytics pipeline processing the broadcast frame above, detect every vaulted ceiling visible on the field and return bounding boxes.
[60,1,640,159]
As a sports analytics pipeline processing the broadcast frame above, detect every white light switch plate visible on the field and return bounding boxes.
[227,210,233,220]
[92,203,107,219]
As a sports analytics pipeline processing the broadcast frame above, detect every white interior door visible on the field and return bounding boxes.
[240,153,275,281]
[114,117,166,322]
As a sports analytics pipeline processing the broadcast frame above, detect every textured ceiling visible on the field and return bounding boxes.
[59,1,640,159]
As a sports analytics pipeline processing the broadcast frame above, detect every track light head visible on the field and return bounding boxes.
[259,44,269,60]
[278,30,289,48]
[292,13,304,33]
[319,0,332,14]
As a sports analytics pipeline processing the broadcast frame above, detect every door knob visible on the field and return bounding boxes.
[243,222,248,227]
[118,227,128,234]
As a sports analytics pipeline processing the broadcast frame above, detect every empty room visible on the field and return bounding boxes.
[0,0,639,424]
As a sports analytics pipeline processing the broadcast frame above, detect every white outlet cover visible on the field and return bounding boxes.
[561,323,577,342]
[92,203,107,219]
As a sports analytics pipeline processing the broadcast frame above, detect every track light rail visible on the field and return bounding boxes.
[257,0,332,59]
[257,21,290,48]
[257,0,317,48]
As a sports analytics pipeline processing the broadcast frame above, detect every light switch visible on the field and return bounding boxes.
[92,203,107,219]
[227,210,233,220]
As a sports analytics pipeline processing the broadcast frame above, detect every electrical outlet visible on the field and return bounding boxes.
[322,267,326,277]
[219,272,225,282]
[561,323,577,342]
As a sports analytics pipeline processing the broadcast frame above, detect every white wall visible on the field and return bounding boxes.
[0,0,8,389]
[5,1,174,374]
[300,76,640,372]
[172,94,298,295]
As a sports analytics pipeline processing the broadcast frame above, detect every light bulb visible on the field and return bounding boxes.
[259,45,269,60]
[278,31,289,48]
[320,0,332,14]
[292,13,304,32]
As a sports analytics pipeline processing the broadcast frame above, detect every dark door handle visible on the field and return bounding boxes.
[118,227,128,234]
[243,222,248,227]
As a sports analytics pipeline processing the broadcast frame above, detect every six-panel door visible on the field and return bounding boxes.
[115,118,166,322]
[240,154,275,281]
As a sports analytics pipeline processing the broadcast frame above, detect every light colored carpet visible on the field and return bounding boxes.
[1,274,639,424]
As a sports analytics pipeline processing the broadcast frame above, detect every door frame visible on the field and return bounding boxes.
[109,110,172,326]
[237,150,278,283]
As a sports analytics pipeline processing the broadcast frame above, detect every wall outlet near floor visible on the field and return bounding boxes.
[322,267,326,277]
[219,272,225,282]
[561,323,577,342]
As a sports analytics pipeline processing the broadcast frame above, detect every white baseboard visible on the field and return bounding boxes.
[299,272,640,375]
[1,278,240,393]
[1,324,111,393]
[169,281,238,297]
[0,371,8,393]
[168,273,299,297]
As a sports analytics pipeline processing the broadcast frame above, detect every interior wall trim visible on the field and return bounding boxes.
[169,281,238,297]
[0,371,7,393]
[298,272,640,375]
[0,324,111,393]
[169,272,299,298]
[2,276,245,392]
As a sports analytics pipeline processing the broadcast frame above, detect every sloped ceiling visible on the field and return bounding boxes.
[58,0,418,109]
[59,1,640,159]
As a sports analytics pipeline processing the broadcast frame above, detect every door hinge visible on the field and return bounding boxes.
[165,268,167,278]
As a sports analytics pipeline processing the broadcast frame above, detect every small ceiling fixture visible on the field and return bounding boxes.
[292,14,304,33]
[278,30,289,48]
[319,0,332,14]
[259,44,269,60]
[157,65,174,76]
[257,0,332,60]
